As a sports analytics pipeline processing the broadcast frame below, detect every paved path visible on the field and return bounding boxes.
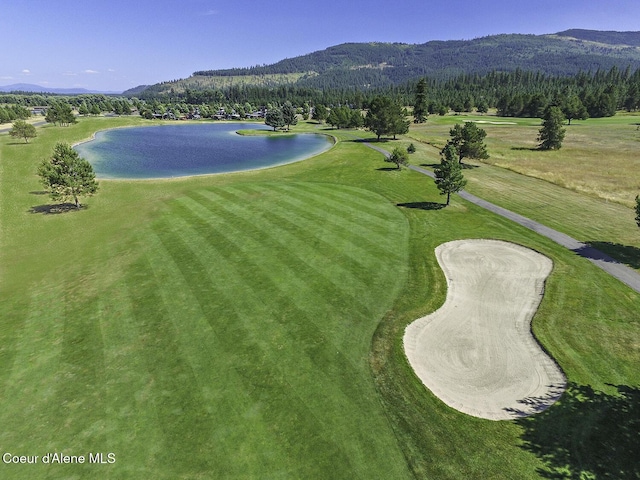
[360,139,640,294]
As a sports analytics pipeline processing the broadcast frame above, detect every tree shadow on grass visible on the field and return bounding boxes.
[377,167,401,171]
[29,203,87,214]
[512,383,639,479]
[396,201,445,210]
[420,162,479,169]
[582,241,640,270]
[512,146,539,151]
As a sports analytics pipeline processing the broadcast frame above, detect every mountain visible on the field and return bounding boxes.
[0,83,122,95]
[133,29,640,96]
[554,29,640,47]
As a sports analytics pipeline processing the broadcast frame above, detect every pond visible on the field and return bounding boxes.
[74,123,333,179]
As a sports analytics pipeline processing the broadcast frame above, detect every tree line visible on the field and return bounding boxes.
[135,66,640,119]
[3,66,640,125]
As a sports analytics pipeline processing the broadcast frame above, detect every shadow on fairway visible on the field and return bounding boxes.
[396,201,445,211]
[420,162,480,170]
[29,203,87,214]
[377,167,401,171]
[582,241,640,270]
[512,383,639,479]
[511,146,539,151]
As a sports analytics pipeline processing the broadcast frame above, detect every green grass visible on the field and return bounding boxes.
[404,113,640,272]
[1,118,638,479]
[408,112,640,207]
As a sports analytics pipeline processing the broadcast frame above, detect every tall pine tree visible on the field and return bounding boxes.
[434,143,467,205]
[413,78,428,123]
[538,106,566,150]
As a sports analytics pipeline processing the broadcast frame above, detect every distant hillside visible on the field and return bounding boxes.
[0,83,122,95]
[132,29,640,96]
[555,29,640,47]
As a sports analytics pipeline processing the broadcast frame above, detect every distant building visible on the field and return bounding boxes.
[30,106,48,115]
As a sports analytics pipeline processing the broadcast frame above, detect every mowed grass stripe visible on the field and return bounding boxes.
[141,229,291,477]
[96,282,169,479]
[154,210,373,407]
[213,184,409,319]
[168,188,416,470]
[172,195,372,355]
[123,252,232,477]
[224,182,405,262]
[294,181,402,222]
[228,182,406,264]
[49,288,107,450]
[151,212,385,477]
[271,182,402,239]
[0,284,65,450]
[186,189,376,317]
[193,186,397,314]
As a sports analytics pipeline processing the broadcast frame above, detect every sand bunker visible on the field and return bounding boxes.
[404,239,566,420]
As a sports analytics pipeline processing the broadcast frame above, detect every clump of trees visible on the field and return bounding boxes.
[38,143,99,209]
[312,104,328,123]
[364,96,410,141]
[446,122,489,164]
[0,104,30,124]
[45,102,77,126]
[635,195,640,228]
[265,107,285,131]
[9,120,37,143]
[326,106,363,129]
[264,102,298,131]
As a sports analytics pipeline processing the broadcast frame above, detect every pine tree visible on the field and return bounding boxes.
[413,78,428,123]
[9,120,37,143]
[538,106,566,150]
[386,146,409,170]
[265,107,285,131]
[38,143,98,209]
[448,122,489,164]
[282,101,298,130]
[434,143,467,205]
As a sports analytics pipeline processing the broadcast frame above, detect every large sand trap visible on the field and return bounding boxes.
[404,239,566,420]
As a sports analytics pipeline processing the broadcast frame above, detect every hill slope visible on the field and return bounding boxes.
[0,83,121,95]
[131,29,640,96]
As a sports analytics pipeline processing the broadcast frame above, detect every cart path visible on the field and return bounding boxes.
[355,136,640,294]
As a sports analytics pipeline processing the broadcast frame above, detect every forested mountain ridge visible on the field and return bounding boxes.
[554,29,640,47]
[131,29,640,96]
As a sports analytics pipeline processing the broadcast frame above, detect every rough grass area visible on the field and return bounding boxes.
[0,118,638,479]
[408,113,640,208]
[405,113,640,272]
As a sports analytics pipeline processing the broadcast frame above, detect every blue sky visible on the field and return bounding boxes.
[1,0,639,92]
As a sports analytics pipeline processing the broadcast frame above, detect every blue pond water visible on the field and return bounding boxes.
[74,123,333,179]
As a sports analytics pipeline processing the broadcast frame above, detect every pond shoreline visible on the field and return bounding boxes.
[74,122,334,181]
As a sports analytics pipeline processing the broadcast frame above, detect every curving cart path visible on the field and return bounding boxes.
[358,137,640,295]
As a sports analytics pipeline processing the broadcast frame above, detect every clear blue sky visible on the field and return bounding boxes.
[1,0,639,92]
